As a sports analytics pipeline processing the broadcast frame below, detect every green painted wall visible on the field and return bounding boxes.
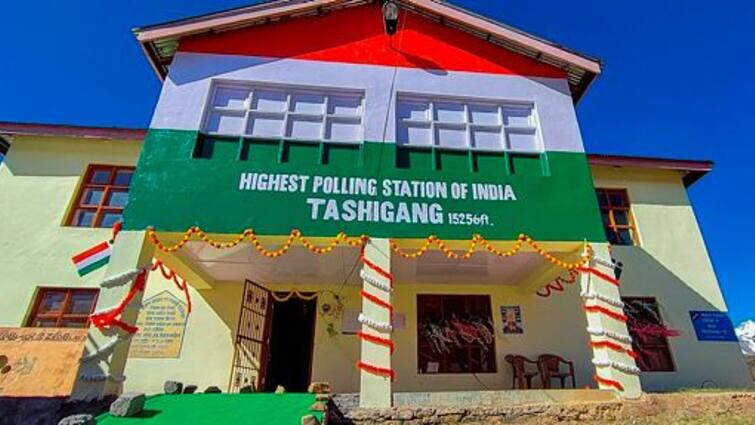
[124,129,606,241]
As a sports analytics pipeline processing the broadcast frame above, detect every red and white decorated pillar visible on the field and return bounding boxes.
[580,243,642,398]
[357,237,393,408]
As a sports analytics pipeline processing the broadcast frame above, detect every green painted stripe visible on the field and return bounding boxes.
[124,129,606,242]
[77,256,110,276]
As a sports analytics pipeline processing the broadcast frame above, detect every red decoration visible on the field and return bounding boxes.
[361,255,393,286]
[357,331,394,353]
[578,267,620,286]
[584,305,628,322]
[357,361,395,380]
[90,272,147,334]
[590,340,639,360]
[536,270,579,297]
[594,374,624,391]
[151,260,193,313]
[360,290,393,316]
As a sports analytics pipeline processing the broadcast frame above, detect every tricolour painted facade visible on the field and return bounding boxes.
[0,0,750,408]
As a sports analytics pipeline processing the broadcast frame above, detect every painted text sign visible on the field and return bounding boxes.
[129,291,188,358]
[0,328,87,397]
[689,311,738,342]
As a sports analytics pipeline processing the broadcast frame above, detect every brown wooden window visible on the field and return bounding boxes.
[68,165,134,228]
[595,188,638,246]
[622,297,675,372]
[417,294,496,374]
[26,288,99,328]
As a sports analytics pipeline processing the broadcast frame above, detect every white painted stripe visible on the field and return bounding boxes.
[75,246,112,270]
[151,52,585,153]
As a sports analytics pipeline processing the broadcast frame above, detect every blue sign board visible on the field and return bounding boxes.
[689,311,738,342]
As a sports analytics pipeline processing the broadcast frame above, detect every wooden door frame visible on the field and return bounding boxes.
[268,291,318,392]
[228,279,273,392]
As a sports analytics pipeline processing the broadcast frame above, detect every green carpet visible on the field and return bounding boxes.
[97,393,323,424]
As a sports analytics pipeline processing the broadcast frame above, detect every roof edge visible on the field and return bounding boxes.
[587,153,713,187]
[0,122,146,141]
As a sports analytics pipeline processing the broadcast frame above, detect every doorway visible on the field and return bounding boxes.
[263,294,317,392]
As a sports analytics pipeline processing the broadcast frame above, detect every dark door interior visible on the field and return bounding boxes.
[263,295,317,392]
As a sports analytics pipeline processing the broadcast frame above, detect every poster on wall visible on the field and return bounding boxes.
[0,328,88,397]
[129,291,189,358]
[689,311,738,342]
[500,305,524,334]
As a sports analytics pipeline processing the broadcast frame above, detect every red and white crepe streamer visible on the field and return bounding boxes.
[581,291,625,309]
[360,269,392,293]
[357,312,393,332]
[592,359,641,375]
[586,326,633,344]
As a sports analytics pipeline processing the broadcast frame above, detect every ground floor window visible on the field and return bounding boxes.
[417,294,496,374]
[26,288,99,328]
[622,297,675,372]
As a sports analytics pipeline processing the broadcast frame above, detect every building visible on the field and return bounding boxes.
[0,0,750,410]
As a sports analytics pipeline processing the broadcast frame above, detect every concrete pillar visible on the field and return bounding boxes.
[582,243,642,399]
[358,237,393,408]
[72,230,155,400]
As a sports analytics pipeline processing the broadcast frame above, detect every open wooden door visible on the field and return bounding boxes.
[229,279,272,392]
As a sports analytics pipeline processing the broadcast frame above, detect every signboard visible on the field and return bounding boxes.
[689,311,738,342]
[0,328,87,397]
[125,133,606,242]
[129,291,188,358]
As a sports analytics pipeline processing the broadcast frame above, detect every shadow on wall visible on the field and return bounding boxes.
[611,246,752,391]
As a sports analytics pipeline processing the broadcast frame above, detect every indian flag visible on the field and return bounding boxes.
[72,241,112,276]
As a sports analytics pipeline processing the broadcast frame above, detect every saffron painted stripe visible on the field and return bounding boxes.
[154,52,585,153]
[77,257,110,277]
[72,241,110,264]
[180,3,565,79]
[74,246,112,270]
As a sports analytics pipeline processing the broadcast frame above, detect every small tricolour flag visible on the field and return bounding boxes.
[72,241,112,277]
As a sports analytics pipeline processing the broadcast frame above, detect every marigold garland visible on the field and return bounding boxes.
[147,227,592,271]
[147,227,366,257]
[390,233,592,271]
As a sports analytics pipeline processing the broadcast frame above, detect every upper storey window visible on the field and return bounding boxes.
[203,83,365,143]
[396,96,541,152]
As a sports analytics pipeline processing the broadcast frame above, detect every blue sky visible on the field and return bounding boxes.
[0,1,752,325]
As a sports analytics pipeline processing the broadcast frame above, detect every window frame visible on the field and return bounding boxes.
[201,80,366,144]
[26,287,100,328]
[595,188,640,246]
[66,164,135,228]
[622,296,676,372]
[395,93,543,153]
[416,294,497,375]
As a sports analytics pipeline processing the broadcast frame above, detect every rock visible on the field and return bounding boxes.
[309,401,328,412]
[109,392,145,417]
[183,385,198,394]
[204,386,222,393]
[239,385,255,393]
[301,414,320,425]
[275,385,286,394]
[164,380,183,394]
[58,414,95,425]
[307,381,331,394]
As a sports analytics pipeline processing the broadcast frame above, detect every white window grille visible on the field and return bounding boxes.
[203,83,365,143]
[396,95,541,152]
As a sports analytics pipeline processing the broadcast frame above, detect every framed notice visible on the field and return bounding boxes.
[129,291,189,358]
[0,328,88,397]
[689,311,738,342]
[500,305,524,335]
